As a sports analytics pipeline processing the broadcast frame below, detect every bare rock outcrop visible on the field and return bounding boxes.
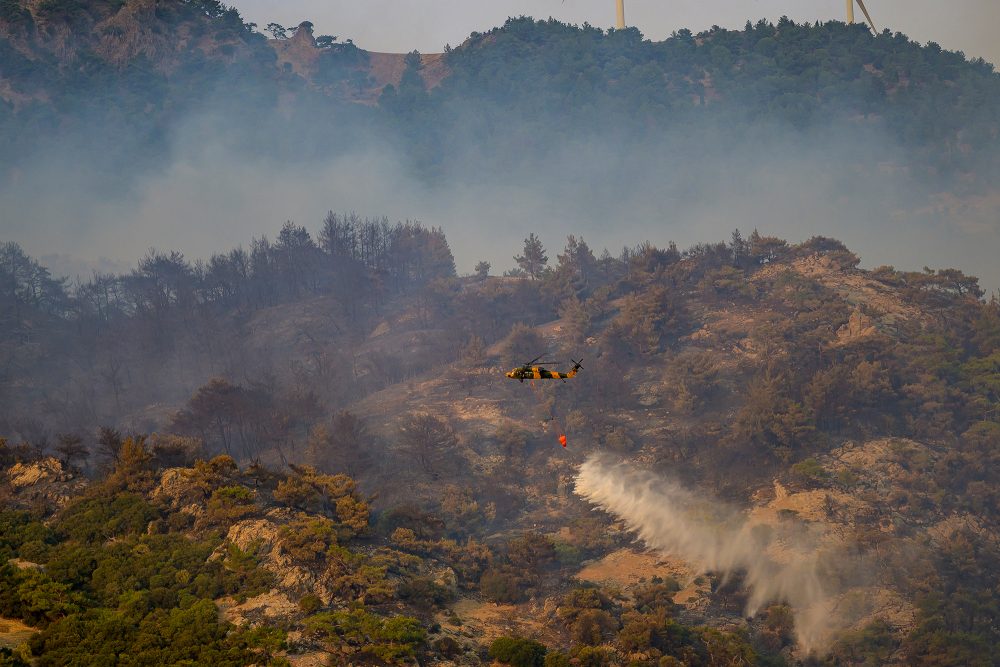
[835,307,878,344]
[225,511,339,604]
[5,457,85,508]
[271,22,320,78]
[7,457,70,489]
[152,467,208,515]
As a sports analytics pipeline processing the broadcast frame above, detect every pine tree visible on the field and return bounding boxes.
[514,233,548,279]
[730,228,745,266]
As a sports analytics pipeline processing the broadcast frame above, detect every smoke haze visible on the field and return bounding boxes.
[5,97,998,289]
[575,455,872,652]
[2,12,998,291]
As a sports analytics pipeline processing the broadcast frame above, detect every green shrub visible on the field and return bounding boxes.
[434,635,462,658]
[272,476,320,511]
[29,599,266,666]
[298,594,322,614]
[200,485,256,527]
[0,646,30,667]
[831,619,896,665]
[570,609,617,645]
[0,511,54,560]
[397,576,453,608]
[479,569,525,603]
[278,518,336,563]
[543,650,571,667]
[633,581,680,612]
[305,608,425,663]
[85,534,227,608]
[0,561,83,627]
[222,542,275,601]
[835,469,859,488]
[571,645,614,667]
[552,540,583,567]
[489,636,547,667]
[791,457,829,484]
[55,493,158,544]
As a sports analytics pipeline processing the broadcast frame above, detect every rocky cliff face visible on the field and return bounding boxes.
[270,21,319,79]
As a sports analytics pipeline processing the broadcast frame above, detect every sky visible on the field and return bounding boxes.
[231,0,1000,66]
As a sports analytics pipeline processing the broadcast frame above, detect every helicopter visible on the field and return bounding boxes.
[506,356,583,382]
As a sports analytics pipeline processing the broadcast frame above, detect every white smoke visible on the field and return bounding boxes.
[575,454,865,653]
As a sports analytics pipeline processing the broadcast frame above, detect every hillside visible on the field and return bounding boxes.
[2,6,999,181]
[398,17,1000,182]
[1,224,998,664]
[2,3,1000,664]
[0,0,280,167]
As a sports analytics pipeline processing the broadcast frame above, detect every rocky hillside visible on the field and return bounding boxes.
[1,228,998,664]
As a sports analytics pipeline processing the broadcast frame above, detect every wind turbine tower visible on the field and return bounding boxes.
[616,0,625,29]
[846,0,878,33]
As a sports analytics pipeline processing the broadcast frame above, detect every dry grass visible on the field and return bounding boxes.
[0,617,35,650]
[576,548,691,590]
[354,51,449,104]
[443,596,563,648]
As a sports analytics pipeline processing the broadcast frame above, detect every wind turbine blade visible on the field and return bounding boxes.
[854,0,878,33]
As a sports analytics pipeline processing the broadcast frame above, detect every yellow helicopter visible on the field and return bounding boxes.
[506,356,583,383]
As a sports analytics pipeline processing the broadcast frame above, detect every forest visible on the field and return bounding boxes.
[0,215,455,443]
[390,16,1000,184]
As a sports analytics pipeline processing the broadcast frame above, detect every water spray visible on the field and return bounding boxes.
[574,455,867,652]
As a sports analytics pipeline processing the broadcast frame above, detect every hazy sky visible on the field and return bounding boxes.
[231,0,1000,66]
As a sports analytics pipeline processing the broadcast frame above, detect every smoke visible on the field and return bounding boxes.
[8,97,997,290]
[3,16,998,289]
[575,454,868,653]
